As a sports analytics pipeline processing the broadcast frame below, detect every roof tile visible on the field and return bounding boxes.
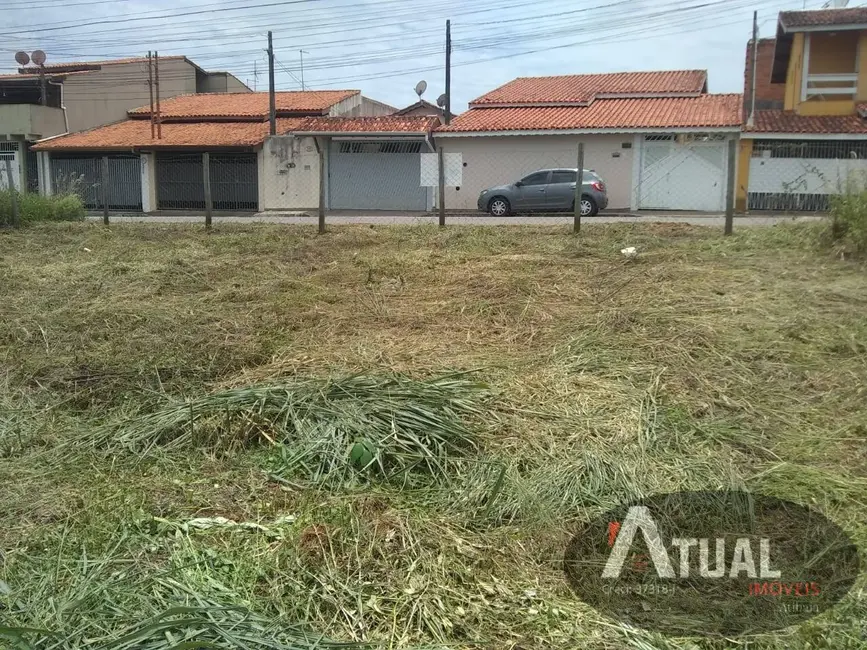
[470,70,707,106]
[779,8,867,30]
[294,115,439,133]
[745,110,867,134]
[31,118,307,151]
[128,90,359,120]
[436,94,742,133]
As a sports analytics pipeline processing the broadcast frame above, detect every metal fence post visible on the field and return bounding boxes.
[724,137,737,235]
[573,142,584,234]
[202,152,212,228]
[101,155,109,225]
[438,147,446,227]
[4,158,20,228]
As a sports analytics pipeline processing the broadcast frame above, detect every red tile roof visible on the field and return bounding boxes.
[127,90,359,120]
[436,94,742,133]
[469,70,707,106]
[294,115,439,134]
[743,39,785,114]
[745,110,867,134]
[779,8,867,30]
[31,118,307,151]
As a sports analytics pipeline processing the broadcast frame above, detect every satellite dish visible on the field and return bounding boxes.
[414,80,427,98]
[31,50,46,66]
[14,51,30,66]
[436,93,447,107]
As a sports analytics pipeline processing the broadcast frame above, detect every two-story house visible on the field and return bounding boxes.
[0,56,249,192]
[740,7,867,211]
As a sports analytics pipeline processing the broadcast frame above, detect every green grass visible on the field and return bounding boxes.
[0,221,865,649]
[0,190,85,226]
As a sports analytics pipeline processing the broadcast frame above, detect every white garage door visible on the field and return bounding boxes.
[637,135,728,211]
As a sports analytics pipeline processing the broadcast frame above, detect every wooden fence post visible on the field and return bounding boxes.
[203,152,212,229]
[573,142,584,234]
[4,158,20,228]
[101,156,110,225]
[724,137,737,235]
[438,147,446,227]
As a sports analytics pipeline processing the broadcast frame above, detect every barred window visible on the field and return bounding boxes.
[752,140,867,159]
[338,141,422,154]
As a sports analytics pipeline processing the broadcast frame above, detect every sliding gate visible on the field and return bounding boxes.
[155,152,258,211]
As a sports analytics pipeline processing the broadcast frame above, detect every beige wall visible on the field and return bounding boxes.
[61,59,197,133]
[328,94,396,117]
[437,134,635,210]
[260,135,320,210]
[197,72,251,93]
[0,103,66,139]
[399,104,443,117]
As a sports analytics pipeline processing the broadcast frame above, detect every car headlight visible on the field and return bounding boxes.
[480,190,489,196]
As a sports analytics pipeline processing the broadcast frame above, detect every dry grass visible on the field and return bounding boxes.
[0,221,865,649]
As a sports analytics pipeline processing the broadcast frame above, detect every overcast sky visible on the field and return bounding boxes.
[0,0,832,111]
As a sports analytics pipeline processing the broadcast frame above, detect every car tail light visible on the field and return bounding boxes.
[590,180,605,192]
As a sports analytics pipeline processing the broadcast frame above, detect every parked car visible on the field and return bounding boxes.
[477,168,608,216]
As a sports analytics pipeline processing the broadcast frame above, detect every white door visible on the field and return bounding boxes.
[0,148,21,191]
[637,135,727,211]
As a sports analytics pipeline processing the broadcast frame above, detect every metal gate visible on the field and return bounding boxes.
[637,134,727,211]
[0,142,21,191]
[50,154,142,211]
[156,152,258,211]
[328,141,428,211]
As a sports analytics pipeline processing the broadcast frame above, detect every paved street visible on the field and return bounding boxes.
[88,212,826,227]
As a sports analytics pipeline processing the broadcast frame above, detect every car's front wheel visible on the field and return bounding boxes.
[488,196,511,216]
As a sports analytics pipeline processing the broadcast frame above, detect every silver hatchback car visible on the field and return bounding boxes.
[477,168,608,216]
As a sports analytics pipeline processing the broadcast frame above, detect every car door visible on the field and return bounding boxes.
[514,171,551,210]
[545,170,578,210]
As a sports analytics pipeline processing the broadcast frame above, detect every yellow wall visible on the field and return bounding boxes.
[736,139,752,213]
[808,32,858,74]
[785,30,867,115]
[784,33,804,111]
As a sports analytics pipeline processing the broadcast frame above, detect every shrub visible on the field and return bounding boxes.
[0,190,85,226]
[828,189,867,256]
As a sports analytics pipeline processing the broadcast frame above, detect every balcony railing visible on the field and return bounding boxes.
[804,73,858,99]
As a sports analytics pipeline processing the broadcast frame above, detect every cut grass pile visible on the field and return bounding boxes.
[0,221,865,649]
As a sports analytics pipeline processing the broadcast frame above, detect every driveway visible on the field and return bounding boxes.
[87,212,826,227]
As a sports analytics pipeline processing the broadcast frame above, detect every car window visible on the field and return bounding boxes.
[550,171,577,184]
[520,172,549,186]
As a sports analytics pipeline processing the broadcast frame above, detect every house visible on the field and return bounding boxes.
[1,56,250,191]
[30,90,410,212]
[433,70,742,212]
[740,7,867,211]
[394,99,445,119]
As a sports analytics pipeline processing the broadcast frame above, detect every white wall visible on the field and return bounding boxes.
[437,134,635,210]
[748,155,867,194]
[260,135,320,210]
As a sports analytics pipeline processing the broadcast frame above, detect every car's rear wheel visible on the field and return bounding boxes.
[574,195,598,216]
[488,196,511,216]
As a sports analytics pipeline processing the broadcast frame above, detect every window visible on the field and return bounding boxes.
[521,171,549,185]
[550,171,577,184]
[338,141,422,153]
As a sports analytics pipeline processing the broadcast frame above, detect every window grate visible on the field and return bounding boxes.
[338,141,422,154]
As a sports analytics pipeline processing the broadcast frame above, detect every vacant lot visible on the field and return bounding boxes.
[0,222,864,649]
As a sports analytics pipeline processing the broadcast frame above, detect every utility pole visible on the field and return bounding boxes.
[444,19,451,125]
[299,50,309,91]
[573,143,584,234]
[147,51,155,139]
[747,10,758,127]
[154,51,162,139]
[267,32,276,135]
[253,60,258,91]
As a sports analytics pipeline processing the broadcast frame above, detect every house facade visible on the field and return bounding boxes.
[0,56,250,192]
[31,90,408,213]
[433,70,742,212]
[740,7,867,211]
